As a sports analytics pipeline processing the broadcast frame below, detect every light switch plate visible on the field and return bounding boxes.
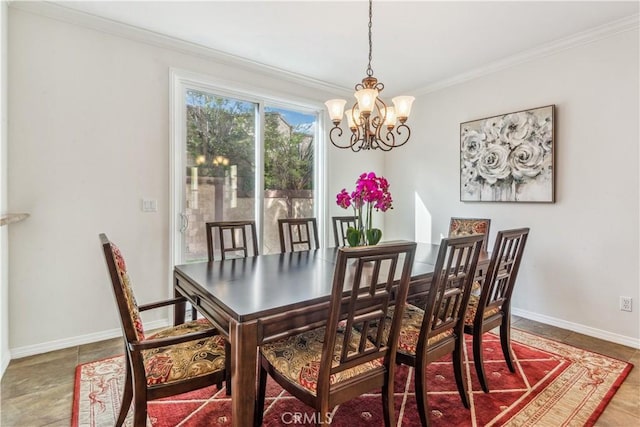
[141,198,158,212]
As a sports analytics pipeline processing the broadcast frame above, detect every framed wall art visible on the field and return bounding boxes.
[460,105,555,203]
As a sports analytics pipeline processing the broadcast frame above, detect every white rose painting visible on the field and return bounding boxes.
[460,105,555,202]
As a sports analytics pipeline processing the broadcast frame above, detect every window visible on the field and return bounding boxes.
[172,71,322,263]
[263,107,316,254]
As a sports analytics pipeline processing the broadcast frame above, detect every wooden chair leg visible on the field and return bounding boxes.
[116,358,133,426]
[453,336,470,408]
[132,391,148,427]
[254,362,268,427]
[500,317,516,372]
[473,329,490,393]
[414,363,431,427]
[381,379,395,427]
[319,399,331,427]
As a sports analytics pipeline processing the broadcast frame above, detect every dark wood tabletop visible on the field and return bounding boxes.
[173,242,488,427]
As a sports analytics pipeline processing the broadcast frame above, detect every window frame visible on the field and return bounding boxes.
[169,68,326,280]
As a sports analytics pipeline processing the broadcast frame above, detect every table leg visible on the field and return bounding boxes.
[229,318,258,427]
[173,276,186,326]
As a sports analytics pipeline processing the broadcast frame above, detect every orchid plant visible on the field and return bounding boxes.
[336,172,393,246]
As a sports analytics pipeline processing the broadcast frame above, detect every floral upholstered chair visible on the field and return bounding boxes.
[449,217,491,251]
[255,241,417,426]
[99,234,227,427]
[464,228,529,393]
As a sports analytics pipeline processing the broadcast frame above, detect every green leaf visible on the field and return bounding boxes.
[346,227,362,247]
[366,228,382,246]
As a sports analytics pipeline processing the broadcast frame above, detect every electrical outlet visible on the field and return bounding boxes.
[620,296,632,312]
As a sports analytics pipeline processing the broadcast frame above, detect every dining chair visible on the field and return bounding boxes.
[332,215,357,247]
[205,220,259,261]
[371,234,484,426]
[255,241,417,426]
[99,233,227,427]
[449,217,491,251]
[464,228,529,393]
[278,217,320,252]
[204,220,258,395]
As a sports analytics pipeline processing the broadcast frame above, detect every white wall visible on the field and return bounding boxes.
[1,0,9,376]
[6,8,369,355]
[8,5,637,357]
[385,29,640,346]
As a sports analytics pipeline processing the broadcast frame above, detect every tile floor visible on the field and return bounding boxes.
[1,316,638,426]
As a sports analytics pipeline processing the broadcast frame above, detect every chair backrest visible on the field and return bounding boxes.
[449,217,491,250]
[99,233,145,344]
[475,228,529,321]
[318,241,417,392]
[332,215,357,247]
[278,217,320,253]
[205,220,259,261]
[419,235,484,347]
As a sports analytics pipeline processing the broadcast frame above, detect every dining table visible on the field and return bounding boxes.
[173,242,490,427]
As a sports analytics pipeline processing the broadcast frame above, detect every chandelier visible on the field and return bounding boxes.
[325,0,415,152]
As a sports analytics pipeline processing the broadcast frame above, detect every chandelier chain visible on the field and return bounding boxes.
[366,0,373,77]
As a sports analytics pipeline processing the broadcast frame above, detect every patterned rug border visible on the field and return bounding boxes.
[71,328,634,427]
[510,328,635,364]
[72,353,133,427]
[504,328,633,427]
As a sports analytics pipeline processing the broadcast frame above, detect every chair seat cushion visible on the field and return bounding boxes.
[260,326,382,396]
[143,319,226,386]
[379,305,453,357]
[449,219,489,236]
[464,295,501,326]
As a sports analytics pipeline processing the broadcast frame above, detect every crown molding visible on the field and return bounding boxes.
[415,13,640,95]
[8,0,349,95]
[8,2,638,98]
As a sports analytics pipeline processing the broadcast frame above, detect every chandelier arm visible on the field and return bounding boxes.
[350,131,364,152]
[371,118,382,149]
[374,127,395,150]
[360,115,370,150]
[328,126,347,149]
[350,123,363,152]
[391,124,412,148]
[349,104,360,127]
[377,139,394,152]
[373,97,387,123]
[370,115,382,134]
[371,98,386,145]
[372,128,393,152]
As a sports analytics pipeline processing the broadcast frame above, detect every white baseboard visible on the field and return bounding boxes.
[1,350,10,379]
[9,319,170,359]
[512,307,640,349]
[8,310,640,359]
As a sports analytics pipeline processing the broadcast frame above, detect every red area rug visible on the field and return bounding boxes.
[72,329,632,426]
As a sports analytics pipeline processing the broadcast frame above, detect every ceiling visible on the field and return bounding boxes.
[41,1,640,95]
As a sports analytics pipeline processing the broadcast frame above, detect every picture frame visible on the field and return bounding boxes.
[460,105,555,203]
